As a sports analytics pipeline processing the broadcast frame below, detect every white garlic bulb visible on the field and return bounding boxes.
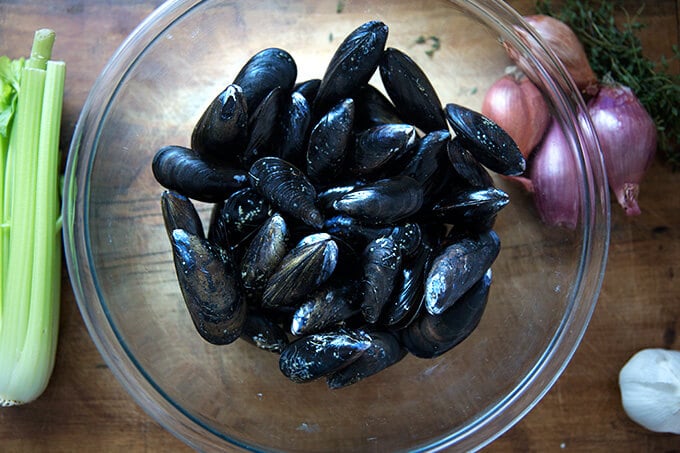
[619,348,680,434]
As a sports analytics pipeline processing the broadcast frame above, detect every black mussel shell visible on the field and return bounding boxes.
[318,185,359,213]
[327,331,406,388]
[279,329,372,383]
[241,311,289,353]
[323,215,393,250]
[191,83,248,161]
[293,78,321,103]
[169,229,246,345]
[291,282,360,335]
[446,136,495,189]
[379,47,447,132]
[242,87,284,168]
[306,98,355,183]
[152,145,248,203]
[278,91,312,167]
[161,190,204,239]
[402,129,450,190]
[352,123,417,176]
[387,222,422,257]
[262,233,338,308]
[445,103,525,176]
[429,187,509,231]
[425,231,500,315]
[353,84,403,129]
[360,237,402,323]
[314,21,389,114]
[208,187,271,250]
[332,175,424,225]
[248,157,324,229]
[402,269,492,358]
[240,213,289,299]
[233,47,297,114]
[380,241,432,329]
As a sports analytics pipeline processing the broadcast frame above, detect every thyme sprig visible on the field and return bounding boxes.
[536,0,680,168]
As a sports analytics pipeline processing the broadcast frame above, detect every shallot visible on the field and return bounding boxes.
[588,83,656,216]
[523,15,598,96]
[481,70,550,159]
[530,119,580,229]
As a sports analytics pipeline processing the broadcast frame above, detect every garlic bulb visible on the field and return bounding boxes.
[619,348,680,434]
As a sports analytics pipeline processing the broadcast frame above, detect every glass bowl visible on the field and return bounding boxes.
[63,0,610,451]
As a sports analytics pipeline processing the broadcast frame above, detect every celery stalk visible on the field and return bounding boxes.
[0,29,63,406]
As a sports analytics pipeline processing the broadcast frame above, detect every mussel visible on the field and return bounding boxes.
[208,187,271,250]
[191,83,248,161]
[232,47,297,114]
[262,233,338,308]
[306,98,355,183]
[241,311,289,353]
[445,103,525,176]
[314,21,389,114]
[152,145,248,202]
[291,282,359,335]
[379,47,447,132]
[360,237,402,323]
[352,124,417,176]
[402,269,492,358]
[425,230,500,315]
[169,229,246,345]
[161,190,204,239]
[332,176,424,225]
[240,213,289,299]
[278,91,312,167]
[327,331,406,388]
[279,329,371,383]
[248,157,324,229]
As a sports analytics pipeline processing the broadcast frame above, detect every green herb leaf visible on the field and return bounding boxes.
[536,0,680,168]
[0,57,24,138]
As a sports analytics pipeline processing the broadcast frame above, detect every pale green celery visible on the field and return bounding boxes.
[0,29,62,407]
[9,61,64,401]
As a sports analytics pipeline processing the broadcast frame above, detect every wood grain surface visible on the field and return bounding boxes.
[0,0,678,451]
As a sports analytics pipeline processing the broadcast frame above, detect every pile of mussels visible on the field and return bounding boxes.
[152,21,525,388]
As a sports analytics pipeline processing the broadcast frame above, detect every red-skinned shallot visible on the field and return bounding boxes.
[482,70,551,159]
[587,83,656,216]
[531,119,581,229]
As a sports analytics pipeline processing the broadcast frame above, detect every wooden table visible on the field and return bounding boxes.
[0,0,678,451]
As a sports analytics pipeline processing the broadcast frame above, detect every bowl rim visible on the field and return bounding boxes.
[62,0,610,451]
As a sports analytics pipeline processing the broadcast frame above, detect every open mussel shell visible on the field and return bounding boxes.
[161,190,204,240]
[291,281,360,335]
[240,213,289,299]
[306,98,355,184]
[352,123,417,176]
[232,47,297,114]
[241,311,289,354]
[360,237,402,323]
[314,20,389,114]
[262,233,339,308]
[425,230,500,315]
[248,156,324,229]
[169,229,246,345]
[445,103,526,176]
[191,83,248,161]
[332,175,424,225]
[279,329,372,383]
[152,145,248,203]
[278,91,312,167]
[208,187,271,251]
[402,269,492,358]
[326,331,406,389]
[379,47,447,132]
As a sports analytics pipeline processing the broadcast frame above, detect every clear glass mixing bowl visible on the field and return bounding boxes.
[63,0,610,450]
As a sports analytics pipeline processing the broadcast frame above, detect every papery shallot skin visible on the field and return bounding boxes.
[588,84,656,216]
